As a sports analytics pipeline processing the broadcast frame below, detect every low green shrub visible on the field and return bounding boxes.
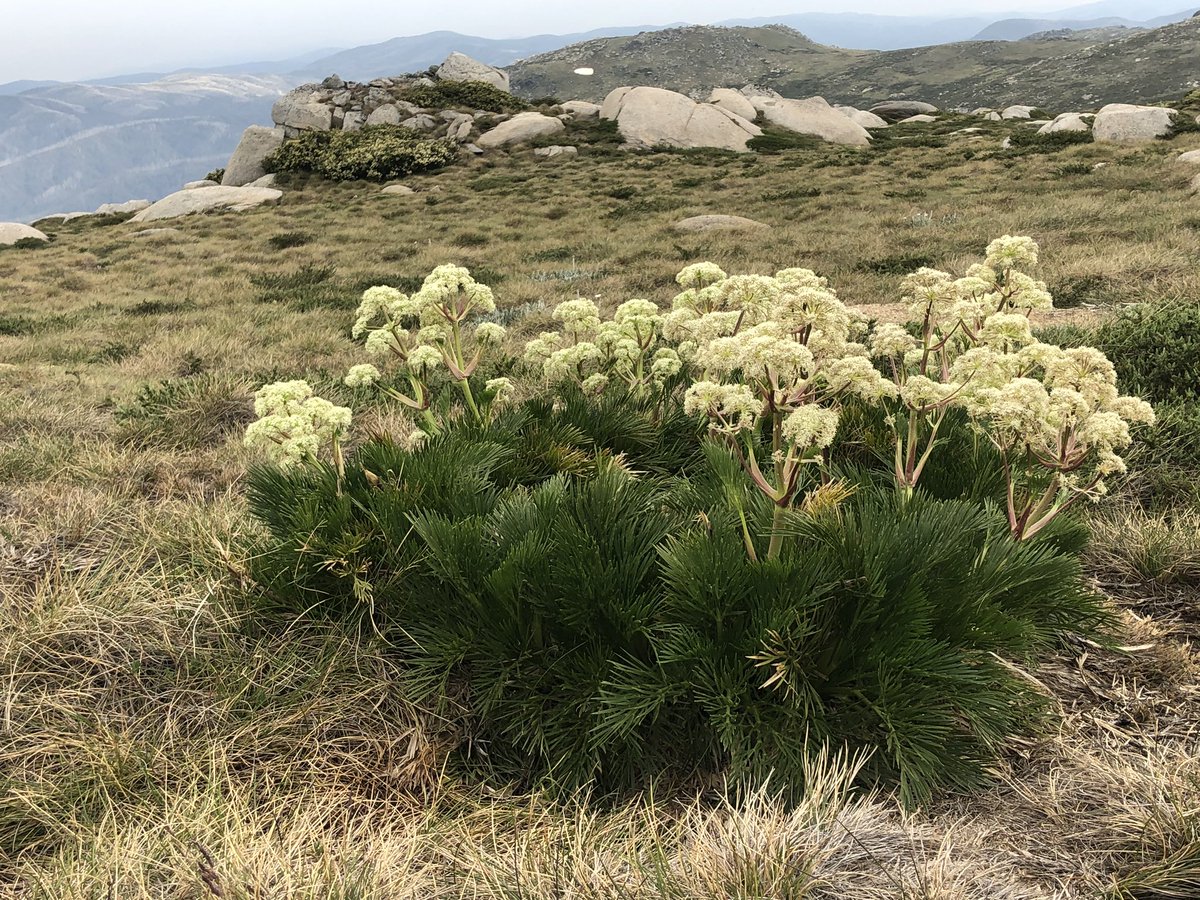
[747,128,824,153]
[396,81,528,114]
[265,126,459,182]
[1005,128,1094,150]
[1094,302,1200,404]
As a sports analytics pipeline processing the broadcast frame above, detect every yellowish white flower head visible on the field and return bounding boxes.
[823,356,898,402]
[406,344,442,373]
[413,264,497,323]
[979,312,1035,351]
[485,377,514,402]
[676,262,727,290]
[245,380,352,469]
[651,348,683,381]
[475,322,507,344]
[899,374,955,409]
[781,404,840,450]
[869,323,919,359]
[683,380,764,433]
[985,235,1039,272]
[554,298,602,340]
[344,364,381,388]
[365,327,403,357]
[524,331,563,366]
[581,373,609,394]
[901,268,957,322]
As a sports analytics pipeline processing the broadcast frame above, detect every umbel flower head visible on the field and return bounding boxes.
[245,380,352,469]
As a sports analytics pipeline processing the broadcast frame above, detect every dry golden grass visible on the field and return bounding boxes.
[3,123,1200,897]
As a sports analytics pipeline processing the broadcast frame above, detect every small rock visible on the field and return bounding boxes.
[1176,149,1200,164]
[272,88,334,132]
[1038,113,1090,134]
[835,106,889,129]
[221,125,286,186]
[366,104,402,127]
[321,75,345,90]
[248,174,278,188]
[1191,173,1200,193]
[0,223,49,245]
[897,114,937,123]
[561,100,602,119]
[437,52,510,92]
[1001,105,1037,119]
[184,180,219,190]
[401,114,438,131]
[465,143,484,155]
[674,215,770,233]
[342,111,365,132]
[708,88,759,122]
[381,184,415,195]
[130,227,183,239]
[533,145,578,159]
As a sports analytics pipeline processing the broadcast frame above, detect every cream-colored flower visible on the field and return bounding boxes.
[344,364,381,388]
[781,404,839,450]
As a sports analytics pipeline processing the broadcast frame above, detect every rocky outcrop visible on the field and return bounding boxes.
[602,86,761,152]
[130,186,283,222]
[221,125,286,187]
[534,145,578,159]
[476,112,565,148]
[437,52,510,92]
[1092,103,1177,143]
[96,200,150,215]
[709,88,759,123]
[272,90,334,133]
[836,106,889,129]
[747,93,871,147]
[869,101,938,122]
[898,114,937,124]
[1037,113,1092,134]
[1001,105,1037,119]
[674,215,770,233]
[0,223,49,246]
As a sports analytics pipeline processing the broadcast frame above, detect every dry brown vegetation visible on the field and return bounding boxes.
[3,120,1200,897]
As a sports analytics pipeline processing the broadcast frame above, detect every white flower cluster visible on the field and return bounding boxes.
[524,297,680,394]
[677,264,893,457]
[244,380,352,469]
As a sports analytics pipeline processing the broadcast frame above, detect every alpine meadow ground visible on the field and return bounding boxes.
[4,117,1200,898]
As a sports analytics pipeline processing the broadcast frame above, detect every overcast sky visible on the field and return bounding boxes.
[0,0,1103,84]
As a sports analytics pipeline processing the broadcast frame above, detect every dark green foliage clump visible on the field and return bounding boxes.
[265,127,459,182]
[1005,128,1094,151]
[204,168,226,183]
[858,253,936,275]
[250,264,345,310]
[747,128,824,153]
[1094,303,1200,405]
[396,81,528,114]
[247,392,1104,806]
[116,375,254,449]
[267,232,313,250]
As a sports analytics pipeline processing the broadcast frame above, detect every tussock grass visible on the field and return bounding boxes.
[3,125,1200,896]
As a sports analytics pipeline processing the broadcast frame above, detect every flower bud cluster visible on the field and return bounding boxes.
[244,380,352,469]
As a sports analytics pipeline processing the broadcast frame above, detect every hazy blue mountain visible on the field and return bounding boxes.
[713,13,993,50]
[0,75,285,222]
[288,26,679,83]
[974,8,1193,40]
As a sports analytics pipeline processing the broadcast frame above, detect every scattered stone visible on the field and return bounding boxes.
[1092,103,1177,143]
[1001,105,1037,119]
[437,52,510,93]
[748,94,870,147]
[869,100,938,122]
[708,88,759,122]
[835,106,889,129]
[130,186,283,222]
[970,107,994,116]
[381,184,415,195]
[366,104,402,127]
[534,145,578,159]
[561,100,601,119]
[465,143,484,155]
[897,114,937,123]
[984,111,1002,121]
[1038,113,1091,134]
[95,199,150,215]
[477,111,567,148]
[1177,149,1200,163]
[342,111,365,132]
[272,88,335,132]
[183,180,219,189]
[248,174,278,188]
[221,125,286,187]
[0,223,49,245]
[1001,137,1013,149]
[674,215,770,233]
[401,114,438,131]
[40,212,90,222]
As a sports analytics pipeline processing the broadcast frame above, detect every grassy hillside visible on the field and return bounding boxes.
[4,119,1200,895]
[511,18,1200,109]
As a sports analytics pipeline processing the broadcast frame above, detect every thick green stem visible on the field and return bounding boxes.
[766,503,788,561]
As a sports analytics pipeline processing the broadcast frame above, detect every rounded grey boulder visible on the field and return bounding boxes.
[221,125,286,187]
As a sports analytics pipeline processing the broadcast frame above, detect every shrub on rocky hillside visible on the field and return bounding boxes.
[396,80,529,114]
[265,126,459,181]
